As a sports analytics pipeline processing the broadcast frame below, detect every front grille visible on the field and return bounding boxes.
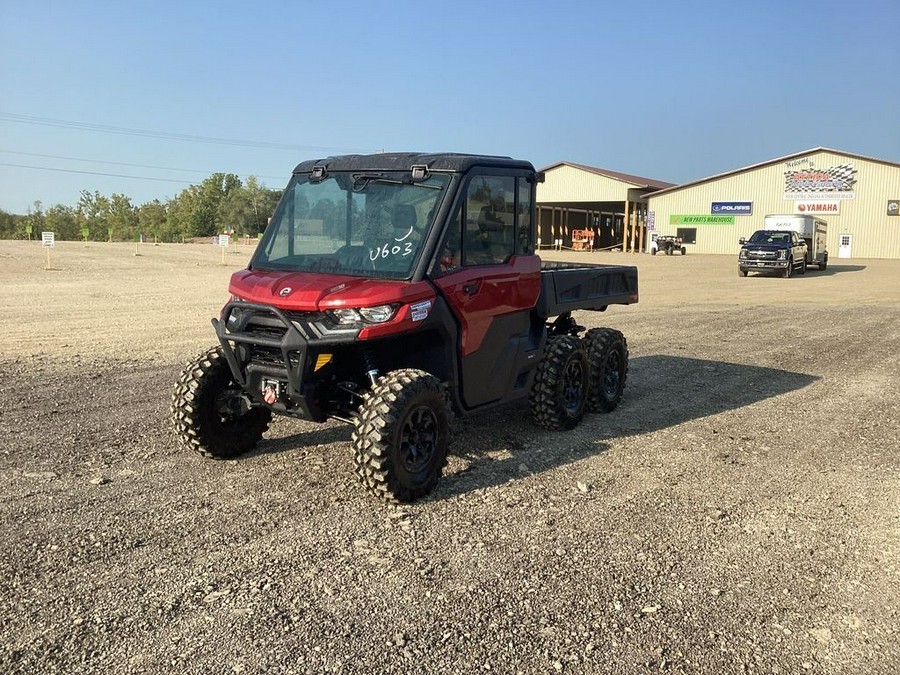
[250,345,283,365]
[244,323,287,340]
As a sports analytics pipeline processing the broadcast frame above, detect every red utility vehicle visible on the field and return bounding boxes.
[172,153,638,502]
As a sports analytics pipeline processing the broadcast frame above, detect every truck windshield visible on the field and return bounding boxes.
[251,171,450,279]
[748,231,790,244]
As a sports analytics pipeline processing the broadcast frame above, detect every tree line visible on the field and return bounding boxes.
[0,173,282,242]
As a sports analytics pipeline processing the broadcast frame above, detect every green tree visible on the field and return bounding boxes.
[26,201,45,240]
[77,191,111,240]
[137,200,170,241]
[168,173,242,238]
[217,188,256,237]
[107,193,137,241]
[44,204,79,240]
[0,208,18,238]
[245,176,282,233]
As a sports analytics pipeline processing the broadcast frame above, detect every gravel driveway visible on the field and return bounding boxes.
[1,241,897,674]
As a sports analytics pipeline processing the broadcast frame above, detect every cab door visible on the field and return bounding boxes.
[432,172,542,409]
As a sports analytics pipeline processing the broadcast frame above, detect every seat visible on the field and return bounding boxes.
[472,205,513,263]
[392,204,417,235]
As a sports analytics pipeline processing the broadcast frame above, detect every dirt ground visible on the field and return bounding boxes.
[0,240,898,675]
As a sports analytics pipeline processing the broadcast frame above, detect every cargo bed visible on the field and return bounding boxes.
[536,261,639,318]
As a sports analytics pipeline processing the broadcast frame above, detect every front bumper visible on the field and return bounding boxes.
[213,301,358,422]
[739,259,788,270]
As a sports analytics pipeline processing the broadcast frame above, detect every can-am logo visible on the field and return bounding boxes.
[711,201,752,215]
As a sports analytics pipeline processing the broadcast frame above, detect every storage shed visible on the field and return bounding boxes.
[536,162,675,251]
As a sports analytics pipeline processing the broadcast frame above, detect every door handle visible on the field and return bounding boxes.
[462,282,480,295]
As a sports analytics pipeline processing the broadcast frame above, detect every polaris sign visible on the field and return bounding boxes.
[711,201,752,216]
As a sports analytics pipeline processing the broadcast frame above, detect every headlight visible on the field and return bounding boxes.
[359,304,397,323]
[739,249,747,259]
[330,308,362,325]
[329,304,398,325]
[778,249,787,260]
[223,296,246,325]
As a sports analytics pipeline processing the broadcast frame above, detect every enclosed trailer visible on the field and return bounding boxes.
[764,215,828,270]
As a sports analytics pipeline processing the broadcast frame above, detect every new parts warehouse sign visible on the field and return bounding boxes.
[711,201,752,216]
[670,215,735,225]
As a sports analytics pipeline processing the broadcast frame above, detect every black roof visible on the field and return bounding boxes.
[292,152,535,174]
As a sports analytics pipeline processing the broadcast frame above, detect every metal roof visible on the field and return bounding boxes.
[539,160,676,191]
[645,146,900,198]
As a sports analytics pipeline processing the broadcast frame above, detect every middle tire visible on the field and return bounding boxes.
[584,327,629,413]
[352,369,449,503]
[530,335,589,431]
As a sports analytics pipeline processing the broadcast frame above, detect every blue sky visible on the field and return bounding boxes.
[1,0,898,214]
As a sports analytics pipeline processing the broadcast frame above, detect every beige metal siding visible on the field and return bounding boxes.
[646,150,900,259]
[538,165,635,202]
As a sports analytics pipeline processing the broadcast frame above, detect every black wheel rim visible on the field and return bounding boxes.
[603,350,621,397]
[562,357,585,414]
[399,405,438,473]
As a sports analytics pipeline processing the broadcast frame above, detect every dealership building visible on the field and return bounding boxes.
[537,147,900,259]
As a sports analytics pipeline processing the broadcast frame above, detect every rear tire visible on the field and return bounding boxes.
[680,246,687,255]
[352,369,449,503]
[584,328,629,413]
[530,336,589,430]
[172,346,272,459]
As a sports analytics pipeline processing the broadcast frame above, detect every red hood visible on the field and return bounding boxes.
[229,269,433,311]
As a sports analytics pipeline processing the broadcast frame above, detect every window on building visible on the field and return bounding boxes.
[676,227,697,244]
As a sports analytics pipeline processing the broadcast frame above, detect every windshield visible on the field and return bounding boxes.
[251,171,450,279]
[748,231,790,244]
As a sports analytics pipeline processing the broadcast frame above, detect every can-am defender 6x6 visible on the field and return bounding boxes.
[172,153,638,502]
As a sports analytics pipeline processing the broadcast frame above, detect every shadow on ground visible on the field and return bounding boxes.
[810,264,866,276]
[252,355,820,500]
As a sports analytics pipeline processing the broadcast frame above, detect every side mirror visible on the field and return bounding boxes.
[739,237,746,245]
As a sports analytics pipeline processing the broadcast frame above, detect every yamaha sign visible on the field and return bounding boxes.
[711,201,752,216]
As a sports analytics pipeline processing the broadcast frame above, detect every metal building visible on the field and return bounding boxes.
[535,162,674,251]
[644,147,900,259]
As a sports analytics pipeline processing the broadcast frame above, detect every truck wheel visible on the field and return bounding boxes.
[739,269,748,277]
[171,346,272,459]
[819,255,827,271]
[584,328,629,413]
[783,258,793,278]
[352,369,449,503]
[530,336,589,431]
[798,258,806,275]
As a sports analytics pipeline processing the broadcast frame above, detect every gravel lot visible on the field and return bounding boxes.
[1,240,898,675]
